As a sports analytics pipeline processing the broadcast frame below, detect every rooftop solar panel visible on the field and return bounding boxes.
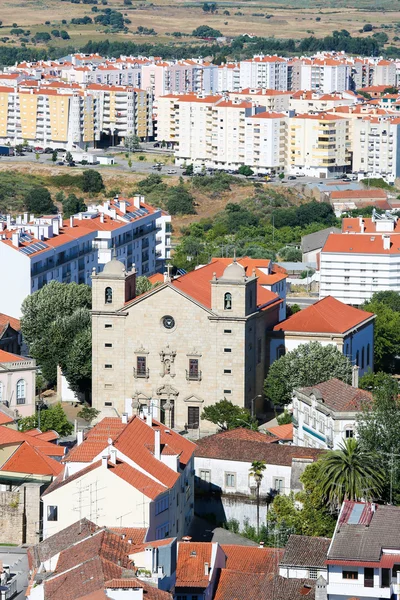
[348,504,364,525]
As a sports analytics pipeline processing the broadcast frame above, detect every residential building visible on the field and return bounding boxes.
[0,424,64,545]
[0,195,165,318]
[326,500,400,600]
[42,413,196,541]
[266,422,293,443]
[289,90,357,113]
[320,213,400,304]
[231,88,292,112]
[244,111,288,174]
[352,115,400,183]
[301,227,341,264]
[0,313,22,354]
[270,296,375,375]
[327,189,389,217]
[297,59,350,93]
[288,113,351,178]
[239,56,288,91]
[279,534,330,583]
[217,63,241,92]
[292,378,373,449]
[194,428,322,528]
[0,349,37,417]
[27,521,173,600]
[91,257,287,427]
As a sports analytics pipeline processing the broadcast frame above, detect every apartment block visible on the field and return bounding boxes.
[240,56,288,91]
[231,88,292,112]
[244,111,288,173]
[217,63,241,92]
[352,115,400,183]
[288,113,351,177]
[0,196,165,317]
[320,213,400,304]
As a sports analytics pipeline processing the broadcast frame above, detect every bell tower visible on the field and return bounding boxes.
[91,257,136,312]
[210,260,258,318]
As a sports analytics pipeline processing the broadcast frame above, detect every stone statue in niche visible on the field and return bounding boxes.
[160,345,176,377]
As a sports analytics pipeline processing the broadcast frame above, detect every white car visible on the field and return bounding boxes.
[167,169,177,174]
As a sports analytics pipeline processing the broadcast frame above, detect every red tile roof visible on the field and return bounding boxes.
[207,428,278,444]
[0,313,21,331]
[0,411,14,426]
[298,378,373,412]
[176,542,212,588]
[266,423,293,441]
[0,425,64,457]
[1,441,63,476]
[331,189,387,200]
[214,571,315,600]
[323,233,400,254]
[109,527,147,544]
[221,545,284,573]
[341,216,400,234]
[108,460,166,499]
[0,349,26,363]
[273,296,374,334]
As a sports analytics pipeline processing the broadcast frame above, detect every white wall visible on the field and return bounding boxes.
[0,243,31,318]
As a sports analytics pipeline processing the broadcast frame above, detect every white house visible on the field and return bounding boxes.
[269,296,375,377]
[292,377,373,449]
[327,501,400,600]
[0,349,36,417]
[279,534,330,583]
[194,428,323,529]
[42,413,196,541]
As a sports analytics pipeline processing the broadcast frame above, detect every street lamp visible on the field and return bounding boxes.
[250,394,262,418]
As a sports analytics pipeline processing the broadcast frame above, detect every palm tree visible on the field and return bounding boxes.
[249,460,266,537]
[318,438,385,508]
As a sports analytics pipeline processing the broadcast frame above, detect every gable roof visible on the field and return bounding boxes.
[273,296,374,335]
[301,227,341,253]
[214,571,315,600]
[0,425,64,457]
[0,349,27,363]
[195,432,322,464]
[176,542,213,588]
[1,441,63,476]
[0,313,21,332]
[297,378,373,412]
[266,423,293,441]
[280,535,331,568]
[221,545,284,573]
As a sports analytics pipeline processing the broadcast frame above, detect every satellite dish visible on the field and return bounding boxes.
[107,437,113,445]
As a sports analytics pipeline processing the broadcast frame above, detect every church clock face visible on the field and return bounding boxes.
[162,315,175,330]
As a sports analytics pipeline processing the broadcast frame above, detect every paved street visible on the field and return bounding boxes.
[0,547,29,600]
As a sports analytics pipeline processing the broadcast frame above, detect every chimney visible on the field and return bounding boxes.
[204,562,209,576]
[352,364,359,388]
[30,214,35,222]
[6,215,11,229]
[78,212,83,220]
[154,428,161,460]
[11,232,19,248]
[58,213,63,228]
[101,455,108,468]
[383,234,390,250]
[259,541,265,548]
[146,406,152,427]
[133,195,142,208]
[109,448,117,465]
[23,212,29,224]
[122,413,128,424]
[100,213,104,223]
[53,219,60,235]
[77,430,84,445]
[70,215,74,228]
[182,536,192,542]
[120,201,127,214]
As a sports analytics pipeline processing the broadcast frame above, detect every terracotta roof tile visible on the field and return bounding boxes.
[108,460,166,499]
[266,423,293,441]
[273,296,374,334]
[0,426,64,457]
[109,527,147,544]
[0,313,21,331]
[214,571,315,600]
[298,378,373,412]
[322,232,400,254]
[176,542,212,587]
[280,535,331,567]
[221,545,284,573]
[0,349,27,362]
[1,441,63,476]
[0,411,14,425]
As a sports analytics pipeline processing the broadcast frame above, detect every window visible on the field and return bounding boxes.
[224,329,232,334]
[200,469,211,483]
[381,568,390,588]
[47,505,58,521]
[224,292,232,310]
[392,564,400,577]
[105,401,113,407]
[309,568,318,580]
[105,286,113,304]
[105,343,113,348]
[274,478,284,493]
[136,356,147,378]
[304,408,310,425]
[155,496,168,515]
[224,389,232,395]
[356,351,359,367]
[345,428,354,438]
[364,567,374,588]
[104,364,113,369]
[224,369,231,374]
[16,379,26,405]
[277,345,285,359]
[224,348,232,353]
[105,323,113,329]
[225,472,236,488]
[187,406,200,429]
[155,523,169,540]
[361,347,365,369]
[366,343,370,366]
[188,359,199,380]
[343,571,358,580]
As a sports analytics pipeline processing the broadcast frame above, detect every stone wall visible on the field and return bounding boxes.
[0,484,41,545]
[195,492,270,530]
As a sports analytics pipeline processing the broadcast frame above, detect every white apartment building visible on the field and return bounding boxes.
[240,56,288,91]
[217,63,241,92]
[173,94,219,164]
[0,195,165,317]
[350,57,397,89]
[289,90,357,113]
[292,377,373,450]
[288,113,350,178]
[320,213,400,305]
[245,111,287,173]
[42,413,196,541]
[352,115,400,183]
[298,59,350,93]
[231,88,292,112]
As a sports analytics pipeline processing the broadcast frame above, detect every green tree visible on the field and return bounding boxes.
[201,399,258,430]
[81,170,104,193]
[184,163,194,175]
[76,404,100,424]
[35,152,40,161]
[359,370,398,394]
[367,291,400,312]
[318,438,385,508]
[21,282,92,392]
[278,246,302,261]
[166,185,195,215]
[62,193,87,218]
[65,151,73,163]
[277,409,292,425]
[264,342,352,407]
[249,460,266,536]
[26,186,57,215]
[362,299,400,372]
[61,323,92,397]
[19,403,73,436]
[52,150,57,162]
[125,133,140,152]
[357,378,400,503]
[136,275,153,295]
[238,165,254,177]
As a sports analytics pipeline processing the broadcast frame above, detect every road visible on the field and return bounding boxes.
[287,296,319,308]
[0,547,29,600]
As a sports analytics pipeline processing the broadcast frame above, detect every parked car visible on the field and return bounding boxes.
[67,162,76,167]
[296,172,306,177]
[341,176,351,182]
[288,175,297,180]
[153,142,160,147]
[167,169,177,174]
[57,162,64,166]
[44,147,53,154]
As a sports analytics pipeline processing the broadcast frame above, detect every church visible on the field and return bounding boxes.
[91,256,287,432]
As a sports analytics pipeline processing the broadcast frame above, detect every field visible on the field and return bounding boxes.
[1,0,400,52]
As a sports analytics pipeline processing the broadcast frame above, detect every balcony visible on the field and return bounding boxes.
[186,370,202,381]
[133,367,149,379]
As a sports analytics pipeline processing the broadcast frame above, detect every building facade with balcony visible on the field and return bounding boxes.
[0,196,164,318]
[292,378,373,450]
[352,115,400,183]
[327,501,400,600]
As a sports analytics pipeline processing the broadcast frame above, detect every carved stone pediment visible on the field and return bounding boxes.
[156,383,179,397]
[134,344,149,355]
[183,394,204,404]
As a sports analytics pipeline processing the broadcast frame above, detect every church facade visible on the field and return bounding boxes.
[91,257,286,432]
